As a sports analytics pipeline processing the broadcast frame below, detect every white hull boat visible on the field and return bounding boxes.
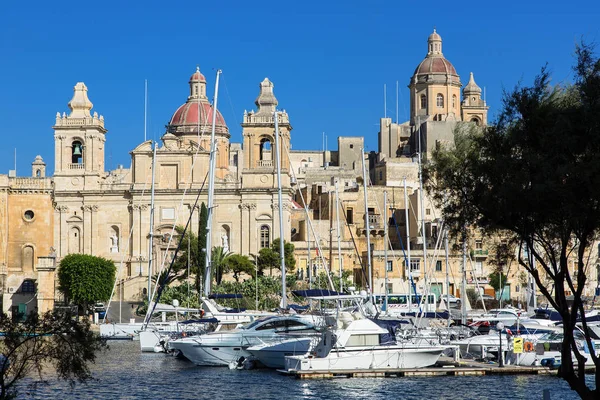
[247,337,316,368]
[168,314,324,366]
[284,345,445,371]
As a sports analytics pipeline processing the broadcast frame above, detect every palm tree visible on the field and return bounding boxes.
[211,246,231,285]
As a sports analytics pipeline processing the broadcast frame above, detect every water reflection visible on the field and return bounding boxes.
[17,341,590,400]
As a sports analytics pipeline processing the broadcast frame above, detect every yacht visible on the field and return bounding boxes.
[283,312,447,372]
[168,314,324,366]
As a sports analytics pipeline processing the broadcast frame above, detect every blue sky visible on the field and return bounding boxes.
[0,0,598,174]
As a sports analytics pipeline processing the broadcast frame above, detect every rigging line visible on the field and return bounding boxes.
[104,159,150,323]
[149,92,212,299]
[337,197,369,289]
[221,74,239,139]
[282,143,335,290]
[144,170,209,328]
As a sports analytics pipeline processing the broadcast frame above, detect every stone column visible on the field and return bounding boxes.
[82,205,92,254]
[91,205,99,254]
[55,205,68,257]
[248,203,257,255]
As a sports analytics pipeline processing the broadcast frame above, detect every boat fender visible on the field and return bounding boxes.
[524,342,534,352]
[199,309,205,318]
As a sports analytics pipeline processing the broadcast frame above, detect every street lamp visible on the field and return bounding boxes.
[496,321,505,367]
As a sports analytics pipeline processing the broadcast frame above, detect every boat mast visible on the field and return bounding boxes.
[274,110,287,308]
[203,69,222,297]
[444,228,450,327]
[147,142,157,303]
[384,191,389,310]
[403,177,412,290]
[335,179,343,292]
[361,148,373,298]
[461,236,467,325]
[417,118,428,291]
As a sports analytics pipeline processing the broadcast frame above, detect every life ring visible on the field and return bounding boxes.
[199,309,205,318]
[524,341,535,352]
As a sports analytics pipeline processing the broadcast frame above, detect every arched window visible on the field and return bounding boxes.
[72,141,83,164]
[35,169,41,177]
[470,117,481,126]
[436,94,444,108]
[452,95,457,109]
[260,225,270,249]
[21,279,35,293]
[420,94,427,109]
[22,246,34,271]
[259,138,272,163]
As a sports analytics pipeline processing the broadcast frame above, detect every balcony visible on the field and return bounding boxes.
[69,163,85,170]
[257,160,273,167]
[470,249,489,259]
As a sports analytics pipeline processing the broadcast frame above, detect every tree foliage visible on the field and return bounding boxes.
[0,310,107,400]
[225,254,256,282]
[211,246,231,285]
[488,271,509,293]
[425,43,600,399]
[256,238,296,276]
[197,202,208,293]
[57,254,116,313]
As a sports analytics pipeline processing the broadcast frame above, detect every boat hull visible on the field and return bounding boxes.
[284,346,445,372]
[247,338,314,368]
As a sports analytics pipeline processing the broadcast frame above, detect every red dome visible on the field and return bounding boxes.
[414,57,457,76]
[190,69,206,83]
[169,101,226,127]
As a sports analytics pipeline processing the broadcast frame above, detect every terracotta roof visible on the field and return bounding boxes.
[169,101,226,127]
[414,57,457,76]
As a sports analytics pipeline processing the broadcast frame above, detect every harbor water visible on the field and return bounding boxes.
[19,341,594,399]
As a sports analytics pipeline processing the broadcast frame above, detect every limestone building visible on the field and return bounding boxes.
[51,69,294,300]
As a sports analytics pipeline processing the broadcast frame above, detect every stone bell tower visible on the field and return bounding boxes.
[53,82,107,180]
[241,78,292,189]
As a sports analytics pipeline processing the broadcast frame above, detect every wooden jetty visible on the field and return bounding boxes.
[280,358,596,380]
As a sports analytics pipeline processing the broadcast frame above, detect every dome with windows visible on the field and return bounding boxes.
[411,29,460,85]
[166,67,229,136]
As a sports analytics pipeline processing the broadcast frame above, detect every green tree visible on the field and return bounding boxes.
[271,238,296,272]
[425,44,600,399]
[0,310,107,400]
[211,246,231,285]
[257,247,278,276]
[225,254,256,282]
[488,271,508,293]
[196,202,208,293]
[57,254,116,314]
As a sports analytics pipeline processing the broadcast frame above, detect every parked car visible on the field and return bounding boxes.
[93,303,107,319]
[440,294,461,305]
[479,294,495,301]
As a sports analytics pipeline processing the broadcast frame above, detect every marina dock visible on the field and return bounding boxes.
[280,357,597,379]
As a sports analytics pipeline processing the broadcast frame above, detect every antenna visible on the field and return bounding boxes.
[396,81,399,124]
[384,84,387,118]
[484,86,487,104]
[14,149,16,176]
[144,79,148,142]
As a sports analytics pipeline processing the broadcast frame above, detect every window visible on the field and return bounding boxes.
[24,210,34,221]
[260,225,270,249]
[452,94,457,108]
[426,208,431,216]
[420,94,427,109]
[71,141,83,164]
[21,280,35,293]
[349,144,354,149]
[436,94,444,108]
[35,169,41,177]
[410,259,420,271]
[347,208,354,224]
[436,260,442,272]
[378,171,383,181]
[475,240,483,249]
[386,260,393,272]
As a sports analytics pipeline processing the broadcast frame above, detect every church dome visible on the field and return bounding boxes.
[167,67,228,135]
[411,29,461,86]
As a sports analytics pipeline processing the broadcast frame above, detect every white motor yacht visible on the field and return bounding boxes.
[283,312,447,372]
[168,314,325,366]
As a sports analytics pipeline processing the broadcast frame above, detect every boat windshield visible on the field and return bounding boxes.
[240,316,276,330]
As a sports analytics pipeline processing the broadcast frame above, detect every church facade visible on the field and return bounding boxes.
[3,30,588,313]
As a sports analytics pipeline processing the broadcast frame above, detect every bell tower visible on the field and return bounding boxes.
[461,72,489,126]
[241,78,291,188]
[53,82,107,178]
